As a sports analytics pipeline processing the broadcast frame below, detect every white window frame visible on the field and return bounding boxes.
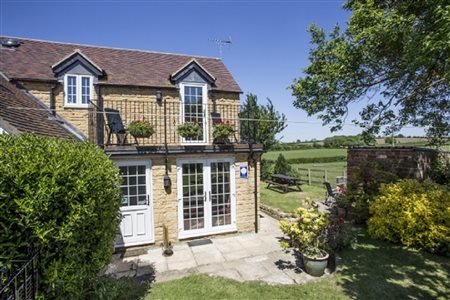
[179,82,209,145]
[64,74,93,108]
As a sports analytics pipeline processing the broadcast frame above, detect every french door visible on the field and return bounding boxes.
[115,160,154,247]
[177,158,236,239]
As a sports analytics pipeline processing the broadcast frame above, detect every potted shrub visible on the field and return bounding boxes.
[177,122,202,138]
[279,207,330,276]
[128,119,154,138]
[212,121,234,141]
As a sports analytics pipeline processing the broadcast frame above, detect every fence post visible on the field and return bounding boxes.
[324,170,328,182]
[308,168,311,185]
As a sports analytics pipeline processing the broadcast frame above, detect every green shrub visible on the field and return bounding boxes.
[430,153,450,186]
[260,159,274,181]
[343,161,398,223]
[272,154,299,178]
[368,179,450,255]
[0,134,122,298]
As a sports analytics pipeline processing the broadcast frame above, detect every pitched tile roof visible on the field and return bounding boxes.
[0,76,81,139]
[0,37,242,93]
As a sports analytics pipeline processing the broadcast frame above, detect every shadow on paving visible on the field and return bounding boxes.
[338,229,450,300]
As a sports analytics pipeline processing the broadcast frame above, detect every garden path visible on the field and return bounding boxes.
[106,213,334,285]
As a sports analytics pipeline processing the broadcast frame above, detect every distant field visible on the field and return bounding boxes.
[263,148,347,160]
[375,137,428,145]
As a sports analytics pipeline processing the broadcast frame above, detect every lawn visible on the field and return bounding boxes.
[263,148,347,160]
[114,229,450,300]
[260,184,324,213]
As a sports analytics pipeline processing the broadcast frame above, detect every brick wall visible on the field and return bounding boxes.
[347,147,450,186]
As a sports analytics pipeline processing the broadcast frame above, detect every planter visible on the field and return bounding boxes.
[303,251,329,276]
[213,136,231,144]
[131,133,153,139]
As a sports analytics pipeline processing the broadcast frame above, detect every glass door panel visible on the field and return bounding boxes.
[182,163,205,230]
[210,162,232,227]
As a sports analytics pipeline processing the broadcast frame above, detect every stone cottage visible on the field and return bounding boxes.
[0,36,262,249]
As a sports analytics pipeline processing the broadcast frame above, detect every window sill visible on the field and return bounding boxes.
[64,104,89,109]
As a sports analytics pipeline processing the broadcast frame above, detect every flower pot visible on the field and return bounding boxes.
[303,252,329,276]
[131,133,152,139]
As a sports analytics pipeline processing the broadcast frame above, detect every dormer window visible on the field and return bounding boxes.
[64,74,93,107]
[52,49,103,109]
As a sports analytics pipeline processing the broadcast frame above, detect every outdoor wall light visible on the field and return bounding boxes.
[163,174,171,188]
[156,90,163,103]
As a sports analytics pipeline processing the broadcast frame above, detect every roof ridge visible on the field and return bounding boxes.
[0,35,222,61]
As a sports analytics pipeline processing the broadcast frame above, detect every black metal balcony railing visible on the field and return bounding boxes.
[89,99,243,147]
[0,253,39,300]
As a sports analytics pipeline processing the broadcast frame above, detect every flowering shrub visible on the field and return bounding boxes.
[128,119,154,138]
[368,179,450,254]
[326,217,355,251]
[212,121,234,139]
[279,207,329,258]
[177,122,202,138]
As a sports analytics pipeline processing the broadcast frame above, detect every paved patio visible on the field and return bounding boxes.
[106,213,333,284]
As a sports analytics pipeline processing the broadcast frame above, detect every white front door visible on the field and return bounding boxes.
[177,158,236,239]
[116,160,154,247]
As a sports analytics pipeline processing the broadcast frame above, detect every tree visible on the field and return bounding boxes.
[290,0,450,145]
[239,93,287,151]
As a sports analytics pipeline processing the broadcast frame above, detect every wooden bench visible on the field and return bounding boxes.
[266,180,290,192]
[266,174,302,193]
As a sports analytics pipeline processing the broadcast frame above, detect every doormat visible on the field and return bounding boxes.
[188,239,213,247]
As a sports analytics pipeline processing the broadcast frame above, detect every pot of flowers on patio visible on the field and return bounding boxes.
[128,119,155,140]
[212,121,234,144]
[177,122,202,139]
[279,207,330,277]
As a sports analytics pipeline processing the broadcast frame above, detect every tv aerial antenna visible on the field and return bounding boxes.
[209,36,232,57]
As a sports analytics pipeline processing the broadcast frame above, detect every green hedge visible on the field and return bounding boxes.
[265,156,346,164]
[0,135,122,299]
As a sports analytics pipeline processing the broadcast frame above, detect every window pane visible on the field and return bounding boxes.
[67,76,77,104]
[81,77,90,104]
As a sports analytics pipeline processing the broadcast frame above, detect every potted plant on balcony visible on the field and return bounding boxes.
[279,207,330,276]
[127,119,155,138]
[212,121,234,144]
[177,122,202,138]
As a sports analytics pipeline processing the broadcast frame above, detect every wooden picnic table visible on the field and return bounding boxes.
[266,174,302,193]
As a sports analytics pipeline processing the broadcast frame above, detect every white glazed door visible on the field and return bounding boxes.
[177,159,236,239]
[116,161,153,247]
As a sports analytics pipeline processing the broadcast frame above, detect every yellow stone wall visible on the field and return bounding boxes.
[112,153,260,244]
[18,80,241,144]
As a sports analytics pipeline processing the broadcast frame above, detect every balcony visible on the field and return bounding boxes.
[88,98,245,150]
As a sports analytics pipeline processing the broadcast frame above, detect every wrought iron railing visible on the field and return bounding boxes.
[0,253,39,300]
[89,99,242,147]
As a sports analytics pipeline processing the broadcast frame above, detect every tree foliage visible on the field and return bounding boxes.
[0,135,122,298]
[239,93,287,151]
[291,0,450,145]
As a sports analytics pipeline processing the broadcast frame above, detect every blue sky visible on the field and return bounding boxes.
[0,0,423,141]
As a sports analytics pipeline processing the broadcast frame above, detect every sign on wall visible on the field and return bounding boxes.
[240,165,248,179]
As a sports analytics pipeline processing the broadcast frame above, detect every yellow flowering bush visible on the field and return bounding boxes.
[279,207,329,258]
[368,179,450,254]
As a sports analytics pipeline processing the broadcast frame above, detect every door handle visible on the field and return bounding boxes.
[204,192,207,202]
[209,191,211,202]
[147,194,150,206]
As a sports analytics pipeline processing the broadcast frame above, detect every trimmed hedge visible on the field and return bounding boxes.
[368,179,450,255]
[265,156,346,164]
[0,135,122,298]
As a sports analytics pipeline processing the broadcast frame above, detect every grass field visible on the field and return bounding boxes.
[137,229,450,300]
[263,148,347,160]
[260,184,324,213]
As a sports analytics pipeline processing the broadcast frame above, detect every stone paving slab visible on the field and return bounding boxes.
[107,212,334,285]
